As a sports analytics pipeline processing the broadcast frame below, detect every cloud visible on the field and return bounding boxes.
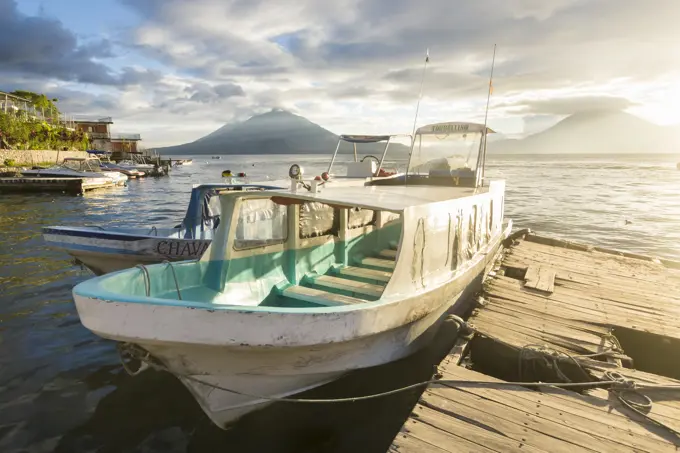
[0,0,159,86]
[499,96,637,115]
[2,0,680,146]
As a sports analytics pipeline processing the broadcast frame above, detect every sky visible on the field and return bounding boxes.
[1,0,679,147]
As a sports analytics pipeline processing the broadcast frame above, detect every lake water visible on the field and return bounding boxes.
[1,153,679,452]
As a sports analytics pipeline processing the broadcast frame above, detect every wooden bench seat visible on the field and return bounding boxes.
[282,285,365,306]
[336,266,393,283]
[357,257,396,270]
[308,275,384,298]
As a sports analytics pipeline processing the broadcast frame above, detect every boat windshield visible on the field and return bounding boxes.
[62,158,101,172]
[407,122,492,176]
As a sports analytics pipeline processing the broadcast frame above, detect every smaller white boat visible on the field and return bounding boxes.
[115,160,156,175]
[44,183,284,275]
[174,159,193,166]
[22,157,127,185]
[100,161,144,178]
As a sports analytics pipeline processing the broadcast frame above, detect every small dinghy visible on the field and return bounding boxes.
[72,121,511,427]
[43,183,282,274]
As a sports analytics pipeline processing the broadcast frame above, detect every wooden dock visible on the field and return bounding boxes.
[0,177,117,195]
[390,232,680,452]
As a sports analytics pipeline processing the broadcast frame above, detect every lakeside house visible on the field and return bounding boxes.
[73,116,142,154]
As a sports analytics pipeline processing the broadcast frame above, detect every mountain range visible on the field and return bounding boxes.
[489,110,679,154]
[158,108,679,155]
[158,109,410,155]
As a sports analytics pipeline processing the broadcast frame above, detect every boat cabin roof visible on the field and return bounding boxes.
[236,184,489,212]
[338,134,410,144]
[415,121,495,135]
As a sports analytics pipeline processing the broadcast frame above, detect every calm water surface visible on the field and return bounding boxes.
[1,153,679,452]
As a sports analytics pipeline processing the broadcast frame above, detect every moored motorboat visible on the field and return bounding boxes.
[115,160,156,175]
[100,160,145,178]
[22,157,127,185]
[72,121,510,428]
[43,183,282,275]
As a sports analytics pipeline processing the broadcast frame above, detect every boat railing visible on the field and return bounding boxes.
[327,134,411,177]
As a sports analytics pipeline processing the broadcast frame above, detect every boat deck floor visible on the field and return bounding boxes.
[390,232,680,452]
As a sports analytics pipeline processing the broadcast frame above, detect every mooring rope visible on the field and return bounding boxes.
[115,319,680,438]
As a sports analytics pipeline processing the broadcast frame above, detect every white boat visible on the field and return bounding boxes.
[72,121,510,428]
[43,183,283,275]
[115,159,156,175]
[100,160,144,177]
[22,157,127,185]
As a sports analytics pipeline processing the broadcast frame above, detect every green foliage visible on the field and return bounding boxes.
[10,90,60,114]
[3,159,16,167]
[0,110,89,151]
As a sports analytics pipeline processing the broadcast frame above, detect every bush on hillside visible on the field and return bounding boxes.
[0,110,88,151]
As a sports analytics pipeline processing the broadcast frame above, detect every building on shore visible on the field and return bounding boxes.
[74,116,114,151]
[111,133,142,154]
[73,116,142,155]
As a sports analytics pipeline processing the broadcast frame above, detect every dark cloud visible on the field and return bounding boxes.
[0,0,159,86]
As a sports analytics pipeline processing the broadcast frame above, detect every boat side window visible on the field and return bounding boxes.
[233,198,288,250]
[348,207,376,229]
[299,202,338,238]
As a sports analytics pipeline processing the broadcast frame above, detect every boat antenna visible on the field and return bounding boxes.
[479,44,496,184]
[406,49,430,183]
[409,48,430,139]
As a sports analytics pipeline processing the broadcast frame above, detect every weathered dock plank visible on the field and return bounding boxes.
[391,233,680,452]
[392,366,680,452]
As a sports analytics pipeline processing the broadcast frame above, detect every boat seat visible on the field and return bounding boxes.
[307,275,384,298]
[357,257,396,270]
[282,285,364,306]
[335,266,392,283]
[378,249,397,259]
